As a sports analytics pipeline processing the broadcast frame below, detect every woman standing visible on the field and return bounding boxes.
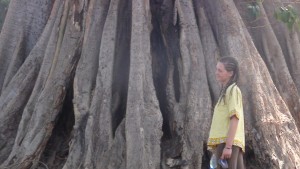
[207,57,245,169]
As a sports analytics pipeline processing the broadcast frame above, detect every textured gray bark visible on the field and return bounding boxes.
[63,0,110,168]
[0,0,62,163]
[0,0,82,168]
[195,5,219,103]
[0,0,300,169]
[0,0,53,92]
[236,0,300,131]
[168,1,211,168]
[261,1,300,97]
[125,1,162,168]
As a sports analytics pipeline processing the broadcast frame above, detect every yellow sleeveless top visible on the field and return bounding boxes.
[207,83,245,152]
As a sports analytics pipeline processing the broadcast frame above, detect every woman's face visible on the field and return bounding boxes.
[215,62,233,85]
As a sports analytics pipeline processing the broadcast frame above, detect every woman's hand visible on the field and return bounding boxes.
[221,147,232,159]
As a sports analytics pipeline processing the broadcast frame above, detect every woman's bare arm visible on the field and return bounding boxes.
[221,116,239,159]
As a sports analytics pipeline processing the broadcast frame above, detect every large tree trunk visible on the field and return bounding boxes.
[0,0,300,168]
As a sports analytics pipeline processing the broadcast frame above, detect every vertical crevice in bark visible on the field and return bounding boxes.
[173,47,181,103]
[2,0,300,168]
[193,3,222,166]
[150,0,171,140]
[148,1,186,168]
[81,0,120,167]
[193,1,220,104]
[72,0,85,31]
[159,0,182,137]
[243,89,263,169]
[47,0,70,82]
[111,0,131,137]
[99,120,126,169]
[151,1,212,168]
[175,1,212,168]
[149,2,194,168]
[64,0,111,168]
[39,86,75,169]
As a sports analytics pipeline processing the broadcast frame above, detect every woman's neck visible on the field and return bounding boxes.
[221,79,230,86]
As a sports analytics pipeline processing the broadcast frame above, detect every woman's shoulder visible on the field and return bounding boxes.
[226,83,241,94]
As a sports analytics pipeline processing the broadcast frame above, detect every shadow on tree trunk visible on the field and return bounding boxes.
[1,0,300,169]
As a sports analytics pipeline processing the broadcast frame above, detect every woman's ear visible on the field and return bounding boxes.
[229,71,234,77]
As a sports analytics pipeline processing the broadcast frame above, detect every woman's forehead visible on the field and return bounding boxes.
[216,62,225,69]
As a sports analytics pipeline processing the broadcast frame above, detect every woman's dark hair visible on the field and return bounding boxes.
[218,56,239,102]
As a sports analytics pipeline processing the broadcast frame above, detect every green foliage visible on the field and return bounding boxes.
[0,0,9,5]
[247,2,261,19]
[0,0,10,31]
[274,5,300,31]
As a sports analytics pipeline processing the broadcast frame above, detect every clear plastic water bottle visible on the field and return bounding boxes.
[218,159,228,168]
[209,154,217,169]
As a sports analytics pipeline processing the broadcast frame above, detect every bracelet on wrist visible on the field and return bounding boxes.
[225,147,232,149]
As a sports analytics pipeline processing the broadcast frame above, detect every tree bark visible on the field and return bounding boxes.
[0,0,82,168]
[0,0,62,163]
[0,0,53,92]
[63,0,110,168]
[235,0,300,133]
[1,0,300,169]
